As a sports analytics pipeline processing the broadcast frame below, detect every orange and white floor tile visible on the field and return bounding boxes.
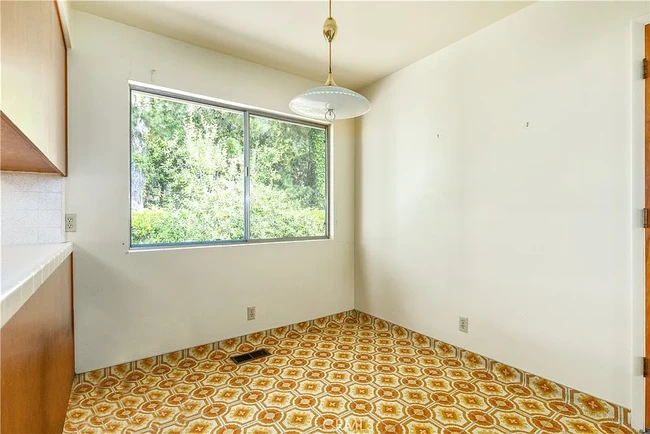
[64,311,633,434]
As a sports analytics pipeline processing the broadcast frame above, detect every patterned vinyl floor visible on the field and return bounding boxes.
[64,311,634,434]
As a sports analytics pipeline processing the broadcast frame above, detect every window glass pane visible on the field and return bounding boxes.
[130,91,245,246]
[249,115,327,239]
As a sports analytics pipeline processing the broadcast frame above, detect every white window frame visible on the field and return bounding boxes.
[129,84,331,249]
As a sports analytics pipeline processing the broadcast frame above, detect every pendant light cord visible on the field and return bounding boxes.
[328,41,332,75]
[323,0,336,86]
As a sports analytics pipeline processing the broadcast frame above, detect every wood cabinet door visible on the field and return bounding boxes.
[1,0,67,175]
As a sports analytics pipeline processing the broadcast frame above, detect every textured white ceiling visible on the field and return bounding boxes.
[71,1,532,89]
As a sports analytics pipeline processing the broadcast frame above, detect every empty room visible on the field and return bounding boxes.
[1,0,649,433]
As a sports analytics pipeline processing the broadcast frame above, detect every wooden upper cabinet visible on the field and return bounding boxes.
[1,0,67,175]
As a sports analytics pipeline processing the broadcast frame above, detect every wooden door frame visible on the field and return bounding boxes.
[644,24,650,432]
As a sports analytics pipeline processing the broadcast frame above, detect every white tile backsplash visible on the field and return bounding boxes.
[38,227,65,244]
[2,209,37,228]
[2,172,63,192]
[1,172,64,245]
[37,209,63,228]
[37,192,63,210]
[2,228,38,245]
[1,190,38,210]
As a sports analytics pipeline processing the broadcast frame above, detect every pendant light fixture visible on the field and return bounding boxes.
[289,0,370,122]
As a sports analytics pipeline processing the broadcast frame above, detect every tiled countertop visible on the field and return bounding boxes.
[1,242,73,327]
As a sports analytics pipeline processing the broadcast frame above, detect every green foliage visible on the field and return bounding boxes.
[130,92,326,245]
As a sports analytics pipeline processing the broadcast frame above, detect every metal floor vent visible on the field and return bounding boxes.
[230,349,270,365]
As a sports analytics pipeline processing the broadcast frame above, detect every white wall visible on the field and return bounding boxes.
[67,11,355,373]
[1,172,64,245]
[355,0,647,414]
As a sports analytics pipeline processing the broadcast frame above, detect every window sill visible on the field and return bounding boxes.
[126,236,330,254]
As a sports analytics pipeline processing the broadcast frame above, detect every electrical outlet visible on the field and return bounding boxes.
[459,317,468,333]
[247,306,256,321]
[65,214,77,232]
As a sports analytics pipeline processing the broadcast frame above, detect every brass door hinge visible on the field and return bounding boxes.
[644,58,648,80]
[644,357,648,377]
[643,208,648,228]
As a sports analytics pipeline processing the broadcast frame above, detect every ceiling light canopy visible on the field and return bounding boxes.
[290,0,370,122]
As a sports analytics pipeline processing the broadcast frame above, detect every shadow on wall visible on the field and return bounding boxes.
[72,247,202,373]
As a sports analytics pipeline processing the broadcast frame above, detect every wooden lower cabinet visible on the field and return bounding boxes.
[1,255,74,434]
